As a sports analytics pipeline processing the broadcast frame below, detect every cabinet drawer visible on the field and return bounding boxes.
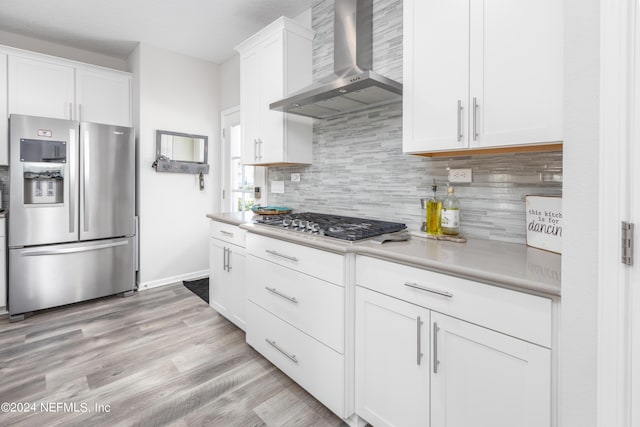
[246,233,344,285]
[247,255,344,353]
[356,256,552,348]
[246,301,345,418]
[209,220,246,247]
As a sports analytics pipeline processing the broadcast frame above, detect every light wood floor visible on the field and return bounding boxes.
[0,283,346,426]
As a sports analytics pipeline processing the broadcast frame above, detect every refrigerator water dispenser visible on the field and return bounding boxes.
[20,138,67,205]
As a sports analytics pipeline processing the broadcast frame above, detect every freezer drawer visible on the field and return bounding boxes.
[9,237,135,316]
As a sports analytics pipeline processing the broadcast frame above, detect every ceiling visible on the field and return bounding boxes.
[0,0,315,64]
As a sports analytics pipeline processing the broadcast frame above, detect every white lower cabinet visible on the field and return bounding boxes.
[430,312,550,427]
[208,221,246,330]
[355,255,553,427]
[246,301,345,416]
[245,233,346,418]
[355,286,430,427]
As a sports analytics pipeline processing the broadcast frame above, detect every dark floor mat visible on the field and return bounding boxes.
[183,278,209,304]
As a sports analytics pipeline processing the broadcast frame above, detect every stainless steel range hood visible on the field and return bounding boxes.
[269,0,402,119]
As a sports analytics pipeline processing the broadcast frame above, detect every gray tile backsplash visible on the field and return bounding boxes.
[269,0,563,244]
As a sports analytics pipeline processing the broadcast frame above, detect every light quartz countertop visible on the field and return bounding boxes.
[206,212,257,226]
[208,212,561,297]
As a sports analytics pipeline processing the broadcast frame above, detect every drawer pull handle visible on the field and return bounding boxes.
[265,249,298,262]
[265,286,298,304]
[404,282,453,298]
[219,230,234,237]
[265,338,298,363]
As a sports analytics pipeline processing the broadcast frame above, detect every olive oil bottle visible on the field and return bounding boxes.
[441,186,460,235]
[427,179,442,235]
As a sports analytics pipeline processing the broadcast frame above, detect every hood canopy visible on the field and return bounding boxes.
[269,0,402,119]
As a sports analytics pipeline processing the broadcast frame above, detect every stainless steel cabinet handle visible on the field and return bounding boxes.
[473,97,479,141]
[457,100,463,142]
[222,247,228,272]
[265,338,298,363]
[226,248,232,271]
[219,230,234,237]
[265,286,298,304]
[433,322,440,374]
[254,138,259,161]
[265,249,298,262]
[257,138,263,160]
[404,282,453,298]
[417,315,424,365]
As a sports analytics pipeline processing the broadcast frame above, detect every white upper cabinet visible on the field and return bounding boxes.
[403,0,469,153]
[75,68,131,126]
[7,51,132,127]
[8,55,75,120]
[236,17,315,166]
[403,0,563,154]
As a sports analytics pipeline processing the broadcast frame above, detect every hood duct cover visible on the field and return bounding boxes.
[269,0,402,119]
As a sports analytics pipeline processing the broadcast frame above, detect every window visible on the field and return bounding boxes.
[222,107,255,212]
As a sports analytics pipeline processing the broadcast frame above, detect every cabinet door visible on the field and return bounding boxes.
[8,55,75,120]
[227,244,246,330]
[403,0,469,153]
[0,53,7,166]
[355,287,430,427]
[431,312,551,427]
[470,0,563,148]
[240,49,260,165]
[76,68,131,126]
[257,32,285,165]
[209,238,230,319]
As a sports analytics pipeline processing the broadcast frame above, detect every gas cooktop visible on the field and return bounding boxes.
[253,212,406,241]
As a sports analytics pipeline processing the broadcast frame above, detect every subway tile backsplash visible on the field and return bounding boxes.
[268,0,563,244]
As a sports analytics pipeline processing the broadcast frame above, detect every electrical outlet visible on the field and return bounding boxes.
[449,168,472,183]
[291,173,300,182]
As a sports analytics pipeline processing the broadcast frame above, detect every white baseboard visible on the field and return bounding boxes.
[138,270,209,291]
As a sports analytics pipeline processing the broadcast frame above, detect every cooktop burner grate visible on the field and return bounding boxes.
[254,212,406,241]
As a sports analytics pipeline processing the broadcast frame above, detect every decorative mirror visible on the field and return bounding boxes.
[153,130,209,174]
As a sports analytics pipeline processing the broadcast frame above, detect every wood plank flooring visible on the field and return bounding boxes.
[0,284,346,426]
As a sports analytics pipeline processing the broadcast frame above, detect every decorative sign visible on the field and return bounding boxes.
[525,196,562,254]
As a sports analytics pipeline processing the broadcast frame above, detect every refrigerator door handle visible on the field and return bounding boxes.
[19,240,129,256]
[69,128,77,233]
[83,129,90,233]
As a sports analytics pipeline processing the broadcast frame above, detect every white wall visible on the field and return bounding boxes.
[128,43,221,289]
[219,55,240,111]
[560,0,600,425]
[0,29,128,71]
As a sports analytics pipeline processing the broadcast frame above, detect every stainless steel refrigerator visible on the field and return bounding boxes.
[8,114,136,320]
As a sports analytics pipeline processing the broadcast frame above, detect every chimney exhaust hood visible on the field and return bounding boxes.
[269,0,402,120]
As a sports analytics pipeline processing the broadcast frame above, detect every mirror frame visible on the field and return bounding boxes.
[154,130,210,174]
